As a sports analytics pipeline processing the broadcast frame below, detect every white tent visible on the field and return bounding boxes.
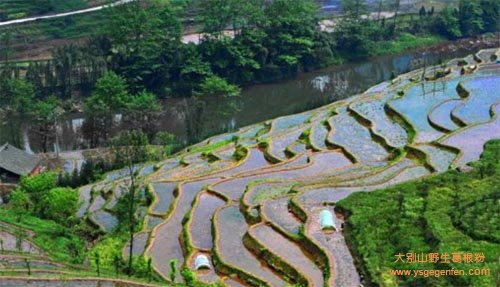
[319,209,336,231]
[194,255,211,270]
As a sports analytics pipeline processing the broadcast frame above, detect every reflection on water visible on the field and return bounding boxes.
[0,45,490,153]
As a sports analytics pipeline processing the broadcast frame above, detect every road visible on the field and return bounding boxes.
[0,0,136,27]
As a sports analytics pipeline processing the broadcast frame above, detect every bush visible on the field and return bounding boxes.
[338,140,500,287]
[40,187,79,225]
[19,172,57,201]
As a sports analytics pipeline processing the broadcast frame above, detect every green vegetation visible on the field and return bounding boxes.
[187,137,236,154]
[338,140,500,287]
[9,172,83,228]
[0,204,86,263]
[0,0,497,150]
[0,1,499,286]
[372,33,444,56]
[40,187,79,223]
[0,0,89,20]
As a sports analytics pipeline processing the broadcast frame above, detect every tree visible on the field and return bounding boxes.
[95,251,101,276]
[104,0,182,90]
[434,7,462,39]
[109,130,150,275]
[0,79,36,131]
[18,172,57,205]
[40,187,79,225]
[198,75,240,98]
[428,6,435,16]
[169,259,178,282]
[32,96,63,153]
[113,254,122,277]
[24,258,31,275]
[127,90,162,139]
[375,0,385,21]
[8,189,31,222]
[458,0,484,37]
[391,0,401,32]
[85,71,130,114]
[154,131,176,156]
[198,75,241,120]
[197,0,265,37]
[419,6,427,18]
[335,18,374,60]
[84,71,131,146]
[0,30,13,63]
[480,0,500,33]
[147,258,153,282]
[52,45,81,98]
[263,0,317,72]
[198,0,236,36]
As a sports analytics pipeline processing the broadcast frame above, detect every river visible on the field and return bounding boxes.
[1,38,496,153]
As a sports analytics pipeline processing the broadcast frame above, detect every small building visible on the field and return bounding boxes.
[194,254,211,270]
[0,143,41,183]
[319,209,337,231]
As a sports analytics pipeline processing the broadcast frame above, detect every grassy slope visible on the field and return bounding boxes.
[0,208,86,263]
[0,0,101,19]
[2,9,107,40]
[337,140,500,287]
[0,207,185,286]
[372,33,445,56]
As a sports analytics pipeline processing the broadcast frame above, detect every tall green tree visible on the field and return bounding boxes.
[32,96,63,153]
[335,18,374,60]
[480,0,500,33]
[104,0,182,90]
[0,79,35,147]
[434,7,462,39]
[263,0,317,71]
[0,30,13,64]
[109,130,150,275]
[16,172,58,214]
[8,189,31,222]
[458,0,484,36]
[0,78,35,117]
[127,90,162,140]
[83,71,131,146]
[85,71,130,114]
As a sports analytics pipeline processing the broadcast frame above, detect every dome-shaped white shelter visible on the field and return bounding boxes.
[194,254,211,270]
[319,209,336,231]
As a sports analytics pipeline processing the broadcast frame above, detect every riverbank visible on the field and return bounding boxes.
[1,48,497,286]
[2,35,497,154]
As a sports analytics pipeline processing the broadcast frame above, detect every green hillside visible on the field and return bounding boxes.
[338,140,500,286]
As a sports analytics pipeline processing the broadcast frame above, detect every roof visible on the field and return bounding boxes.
[0,143,40,176]
[319,209,336,230]
[194,255,211,270]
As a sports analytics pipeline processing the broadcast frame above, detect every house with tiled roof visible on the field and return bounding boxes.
[0,143,41,183]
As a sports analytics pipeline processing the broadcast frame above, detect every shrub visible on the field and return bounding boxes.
[40,187,79,225]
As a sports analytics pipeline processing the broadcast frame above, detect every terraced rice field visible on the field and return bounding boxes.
[149,182,177,215]
[327,106,390,164]
[72,49,500,286]
[428,99,462,131]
